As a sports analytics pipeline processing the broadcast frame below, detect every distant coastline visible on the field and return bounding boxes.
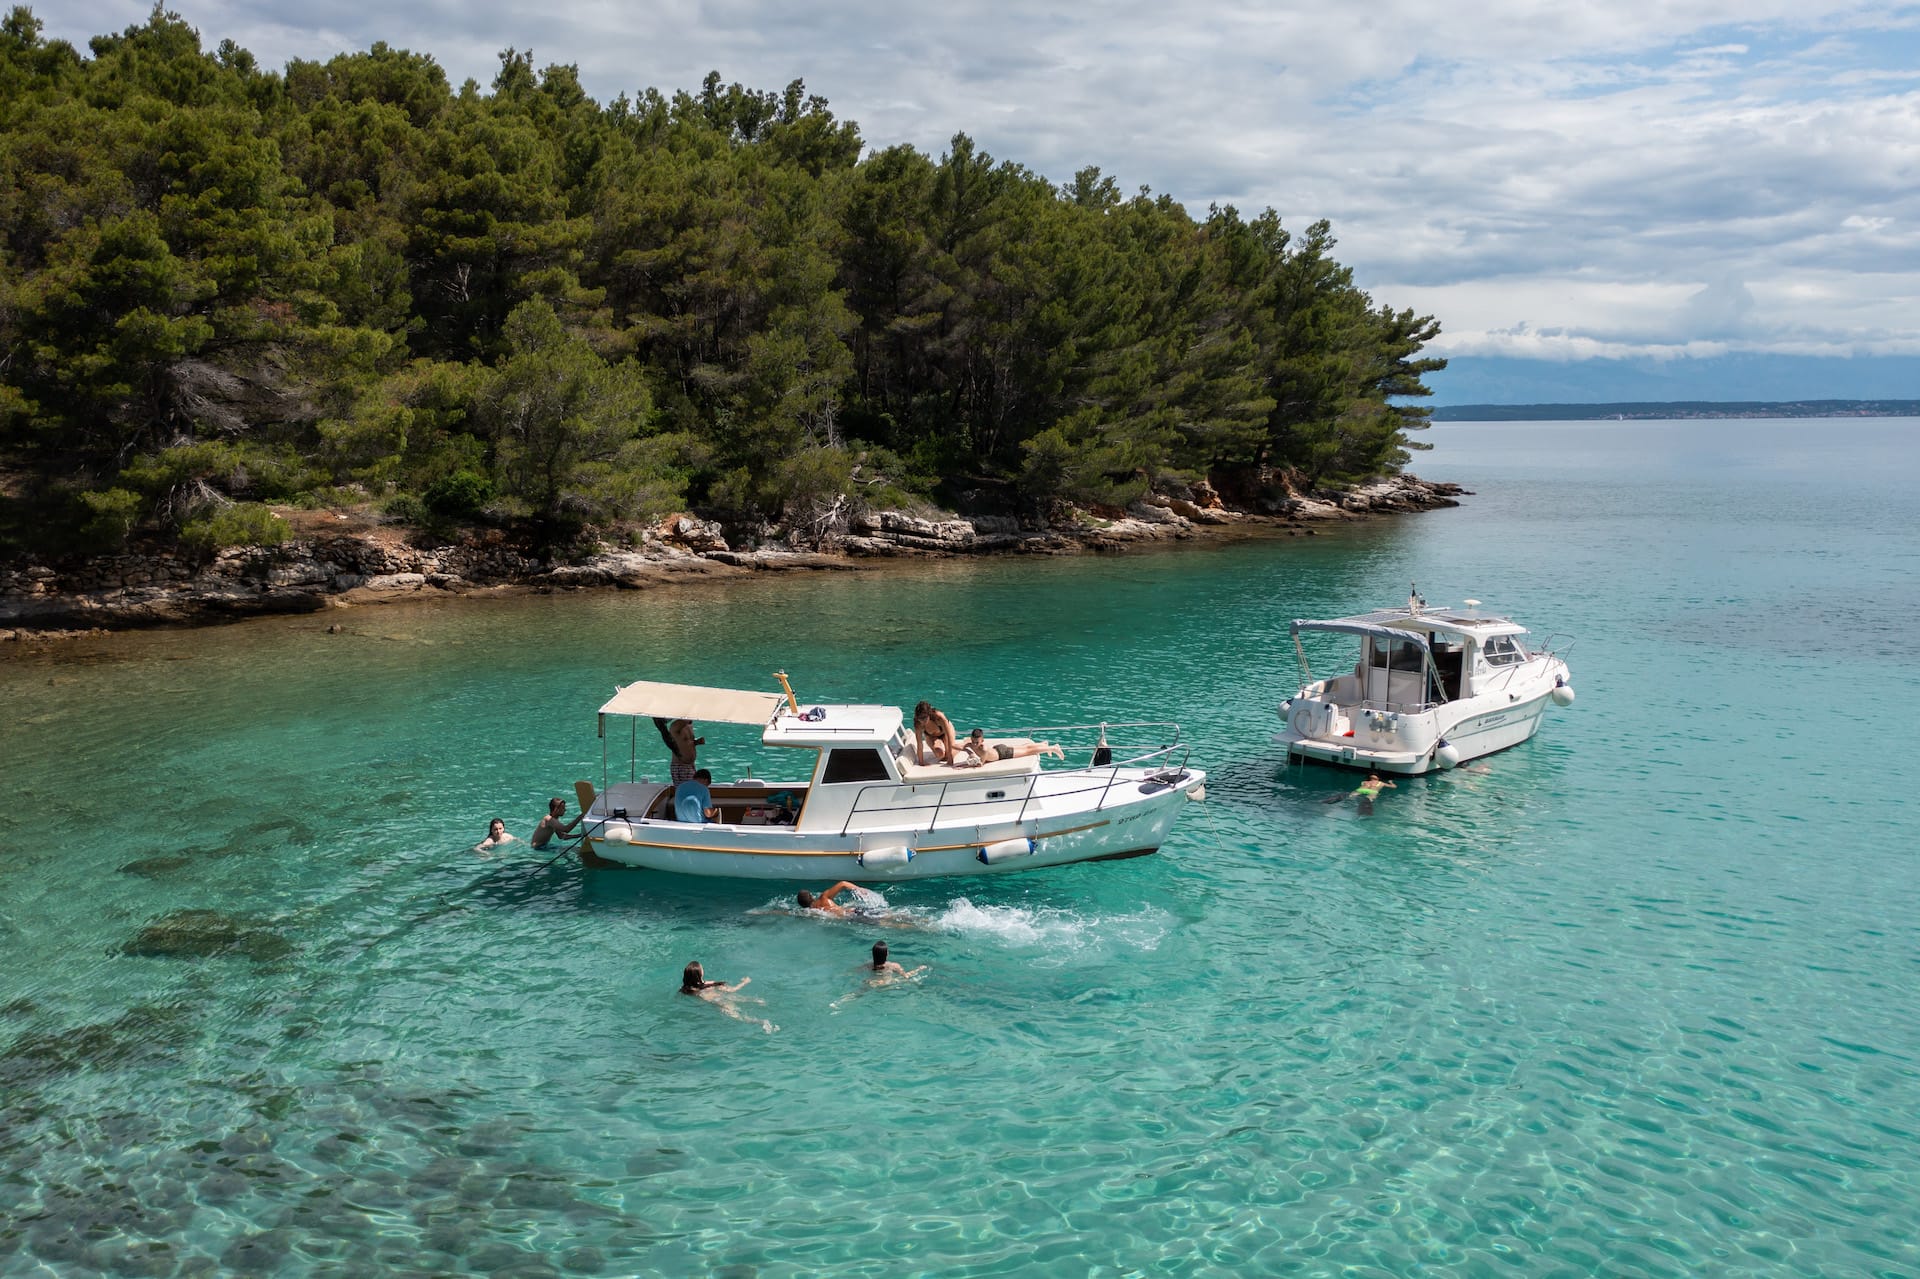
[1431,399,1920,421]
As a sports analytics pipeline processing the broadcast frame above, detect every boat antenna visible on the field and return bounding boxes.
[1409,582,1425,614]
[773,670,799,713]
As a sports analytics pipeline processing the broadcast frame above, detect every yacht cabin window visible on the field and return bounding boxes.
[1483,635,1529,667]
[821,748,892,784]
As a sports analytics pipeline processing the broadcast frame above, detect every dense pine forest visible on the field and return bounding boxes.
[0,5,1443,558]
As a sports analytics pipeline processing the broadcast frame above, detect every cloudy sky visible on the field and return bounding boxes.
[47,2,1920,400]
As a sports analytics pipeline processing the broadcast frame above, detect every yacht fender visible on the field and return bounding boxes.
[977,837,1036,864]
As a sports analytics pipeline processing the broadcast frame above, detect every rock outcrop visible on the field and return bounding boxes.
[2,477,1466,636]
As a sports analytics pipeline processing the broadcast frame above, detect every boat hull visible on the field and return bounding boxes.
[1277,661,1568,776]
[579,768,1204,879]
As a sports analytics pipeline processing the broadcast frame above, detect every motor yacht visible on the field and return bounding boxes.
[1276,588,1574,775]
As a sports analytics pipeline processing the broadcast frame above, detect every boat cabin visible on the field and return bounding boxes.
[592,680,1047,837]
[1294,605,1536,711]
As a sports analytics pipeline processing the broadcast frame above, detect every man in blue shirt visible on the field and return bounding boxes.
[675,769,717,823]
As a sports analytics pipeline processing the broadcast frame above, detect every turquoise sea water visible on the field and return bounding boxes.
[3,418,1919,1277]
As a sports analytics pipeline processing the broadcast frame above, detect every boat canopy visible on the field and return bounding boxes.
[598,680,787,725]
[1291,619,1437,653]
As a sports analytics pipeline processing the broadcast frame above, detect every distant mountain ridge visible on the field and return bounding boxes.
[1430,400,1920,421]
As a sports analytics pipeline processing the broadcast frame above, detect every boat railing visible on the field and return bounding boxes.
[1536,632,1576,662]
[1484,650,1565,695]
[839,739,1193,835]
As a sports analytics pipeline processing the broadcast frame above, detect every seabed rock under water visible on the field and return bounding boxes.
[122,909,293,962]
[117,854,193,878]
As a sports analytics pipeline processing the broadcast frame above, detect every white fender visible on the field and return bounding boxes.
[858,845,913,868]
[977,837,1036,864]
[601,823,633,842]
[1550,680,1576,707]
[1433,741,1462,770]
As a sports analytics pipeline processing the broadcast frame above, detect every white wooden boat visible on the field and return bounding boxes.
[1276,588,1574,775]
[573,676,1206,879]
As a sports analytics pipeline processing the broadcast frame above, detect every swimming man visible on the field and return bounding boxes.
[796,880,864,916]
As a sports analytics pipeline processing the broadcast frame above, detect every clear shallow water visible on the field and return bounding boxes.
[3,418,1919,1277]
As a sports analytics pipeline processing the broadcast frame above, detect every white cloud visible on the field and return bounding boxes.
[40,0,1920,363]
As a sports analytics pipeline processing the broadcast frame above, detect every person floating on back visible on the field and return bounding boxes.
[679,960,774,1032]
[1353,772,1395,814]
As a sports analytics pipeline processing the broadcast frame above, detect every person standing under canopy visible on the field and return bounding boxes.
[653,717,703,784]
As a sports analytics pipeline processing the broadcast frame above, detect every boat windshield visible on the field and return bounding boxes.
[1483,634,1531,666]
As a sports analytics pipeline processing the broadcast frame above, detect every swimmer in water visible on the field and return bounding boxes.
[474,818,515,856]
[867,940,927,983]
[1353,772,1395,814]
[796,881,863,917]
[1323,772,1396,811]
[679,961,775,1033]
[796,882,921,927]
[831,941,928,1008]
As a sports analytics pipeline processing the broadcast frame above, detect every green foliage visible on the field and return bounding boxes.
[380,492,429,524]
[478,298,667,543]
[74,486,143,550]
[422,469,493,521]
[179,500,289,549]
[0,9,1443,559]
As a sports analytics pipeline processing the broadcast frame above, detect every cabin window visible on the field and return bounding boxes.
[822,748,892,784]
[1369,638,1427,669]
[1484,636,1529,666]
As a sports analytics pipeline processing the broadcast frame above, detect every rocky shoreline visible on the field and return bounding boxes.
[1,475,1463,639]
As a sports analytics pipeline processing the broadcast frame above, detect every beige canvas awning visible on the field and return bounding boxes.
[597,680,787,726]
